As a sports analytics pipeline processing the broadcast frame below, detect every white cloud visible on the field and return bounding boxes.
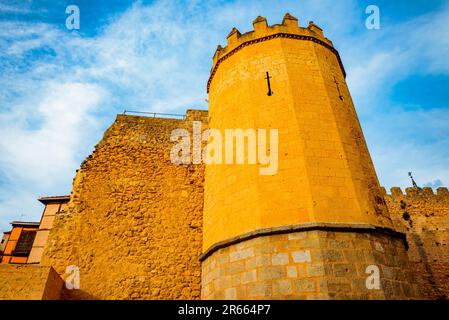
[424,179,444,188]
[365,107,449,190]
[347,52,405,110]
[0,82,105,231]
[0,3,30,14]
[0,1,221,230]
[338,3,449,191]
[341,2,449,105]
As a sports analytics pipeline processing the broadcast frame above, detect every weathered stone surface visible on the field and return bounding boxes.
[386,188,449,299]
[292,250,312,263]
[201,230,419,300]
[41,110,208,300]
[272,253,290,265]
[0,265,63,300]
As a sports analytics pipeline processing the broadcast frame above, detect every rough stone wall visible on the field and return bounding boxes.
[41,110,208,300]
[201,230,417,300]
[0,265,63,300]
[31,106,448,301]
[384,187,449,299]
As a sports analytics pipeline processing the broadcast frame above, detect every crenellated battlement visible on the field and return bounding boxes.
[383,185,449,299]
[208,13,344,93]
[213,13,332,64]
[381,186,449,199]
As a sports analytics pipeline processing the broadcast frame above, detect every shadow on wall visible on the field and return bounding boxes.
[61,288,98,300]
[410,231,447,300]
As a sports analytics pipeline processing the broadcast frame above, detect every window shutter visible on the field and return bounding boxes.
[14,230,37,256]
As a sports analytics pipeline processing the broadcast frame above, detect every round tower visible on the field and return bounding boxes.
[201,14,417,299]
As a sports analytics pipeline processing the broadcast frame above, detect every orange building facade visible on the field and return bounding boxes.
[1,196,69,265]
[28,196,70,264]
[0,231,10,257]
[1,222,39,264]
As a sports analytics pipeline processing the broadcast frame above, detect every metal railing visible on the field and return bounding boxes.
[123,110,186,119]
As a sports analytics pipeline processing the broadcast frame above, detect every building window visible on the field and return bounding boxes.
[13,230,36,256]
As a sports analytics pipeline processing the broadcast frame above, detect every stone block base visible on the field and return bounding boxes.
[201,228,419,299]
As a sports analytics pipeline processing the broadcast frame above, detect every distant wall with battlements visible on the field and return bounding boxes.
[383,187,449,299]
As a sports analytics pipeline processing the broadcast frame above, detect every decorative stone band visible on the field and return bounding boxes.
[207,33,347,93]
[199,222,407,262]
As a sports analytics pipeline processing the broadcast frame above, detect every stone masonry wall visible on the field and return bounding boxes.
[34,106,448,300]
[41,110,208,299]
[0,265,63,300]
[384,187,449,299]
[201,230,418,300]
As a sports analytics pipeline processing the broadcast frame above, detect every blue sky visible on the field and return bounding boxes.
[0,0,448,232]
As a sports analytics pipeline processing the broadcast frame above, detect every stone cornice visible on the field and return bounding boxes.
[207,32,346,93]
[199,222,407,262]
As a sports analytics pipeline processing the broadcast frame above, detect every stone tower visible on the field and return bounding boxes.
[201,14,417,299]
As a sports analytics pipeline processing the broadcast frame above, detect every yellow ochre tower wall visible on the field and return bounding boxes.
[201,14,418,299]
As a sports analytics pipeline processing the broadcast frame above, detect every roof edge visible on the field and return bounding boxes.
[38,195,71,204]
